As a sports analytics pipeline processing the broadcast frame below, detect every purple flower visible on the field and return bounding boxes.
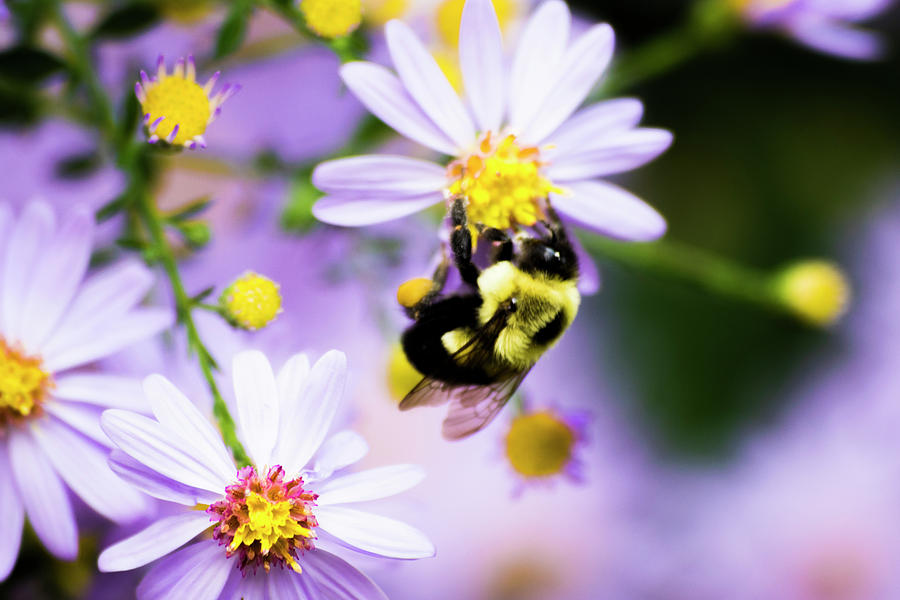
[0,201,172,580]
[99,350,434,599]
[312,0,671,242]
[737,0,895,60]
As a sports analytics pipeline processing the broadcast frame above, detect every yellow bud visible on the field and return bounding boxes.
[386,343,422,402]
[301,0,363,39]
[220,272,282,331]
[775,260,850,327]
[397,277,434,308]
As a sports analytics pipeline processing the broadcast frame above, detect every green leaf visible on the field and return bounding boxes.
[215,0,253,59]
[281,170,322,233]
[91,2,161,40]
[0,46,67,83]
[96,194,130,223]
[117,85,141,148]
[6,0,54,41]
[167,195,213,222]
[55,151,103,180]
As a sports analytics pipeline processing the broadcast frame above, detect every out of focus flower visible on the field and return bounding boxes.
[504,406,589,488]
[302,0,363,38]
[732,0,895,60]
[219,271,283,331]
[0,201,171,581]
[774,259,850,327]
[363,0,408,26]
[99,350,434,599]
[386,341,423,401]
[313,0,671,242]
[135,55,239,149]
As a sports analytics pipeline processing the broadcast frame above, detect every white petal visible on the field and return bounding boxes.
[0,442,25,581]
[0,202,12,263]
[340,62,458,155]
[99,511,212,572]
[313,156,447,197]
[385,19,475,149]
[315,465,425,505]
[302,549,388,600]
[459,0,505,132]
[552,180,666,241]
[144,374,235,483]
[1,201,55,343]
[109,449,222,506]
[43,308,173,372]
[232,350,279,468]
[137,541,231,600]
[547,128,673,180]
[520,23,615,145]
[276,353,310,417]
[544,98,645,159]
[788,17,884,60]
[507,0,571,133]
[43,401,110,447]
[272,351,347,476]
[313,193,442,227]
[101,409,230,494]
[316,506,434,559]
[8,429,78,560]
[52,373,147,411]
[310,430,369,481]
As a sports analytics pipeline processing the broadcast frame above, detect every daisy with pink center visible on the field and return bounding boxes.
[0,200,172,581]
[99,350,434,599]
[313,0,672,243]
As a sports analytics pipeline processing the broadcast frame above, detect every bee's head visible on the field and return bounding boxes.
[514,230,578,281]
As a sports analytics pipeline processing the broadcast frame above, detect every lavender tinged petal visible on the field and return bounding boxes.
[520,23,615,146]
[31,418,151,523]
[315,465,425,505]
[234,573,269,600]
[275,353,311,422]
[546,128,673,180]
[808,0,893,21]
[303,549,389,600]
[459,0,505,132]
[99,511,212,572]
[232,351,280,469]
[108,450,221,506]
[544,98,645,159]
[271,351,347,476]
[507,0,571,134]
[0,442,25,582]
[8,430,77,560]
[0,204,12,264]
[570,233,602,295]
[315,506,435,559]
[143,375,235,483]
[339,62,458,156]
[385,20,475,149]
[53,374,146,411]
[551,180,666,242]
[101,410,230,494]
[267,568,317,599]
[313,193,442,227]
[310,431,369,481]
[136,541,231,600]
[787,18,884,60]
[1,201,55,342]
[19,205,94,350]
[313,156,447,197]
[44,401,112,448]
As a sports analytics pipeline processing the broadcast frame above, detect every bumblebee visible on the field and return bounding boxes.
[399,196,580,440]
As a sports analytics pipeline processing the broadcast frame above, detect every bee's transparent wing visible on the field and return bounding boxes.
[440,368,532,440]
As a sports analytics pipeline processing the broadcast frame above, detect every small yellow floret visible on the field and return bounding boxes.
[0,341,51,420]
[220,272,283,331]
[397,277,434,308]
[302,0,362,39]
[230,492,312,556]
[505,411,575,478]
[436,0,517,47]
[362,0,407,25]
[386,343,422,402]
[775,260,850,327]
[141,76,211,146]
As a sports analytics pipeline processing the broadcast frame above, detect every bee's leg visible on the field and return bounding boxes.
[540,199,570,244]
[482,228,513,263]
[449,196,480,287]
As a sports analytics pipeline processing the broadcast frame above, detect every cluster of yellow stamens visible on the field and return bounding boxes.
[447,132,559,231]
[505,410,577,478]
[0,339,51,428]
[219,272,283,331]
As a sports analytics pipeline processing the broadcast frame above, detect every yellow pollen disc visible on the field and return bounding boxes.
[0,341,51,420]
[775,260,850,327]
[302,0,363,39]
[447,133,558,230]
[436,0,517,47]
[362,0,407,25]
[220,272,283,331]
[386,343,423,403]
[141,76,211,145]
[505,411,575,478]
[230,493,313,557]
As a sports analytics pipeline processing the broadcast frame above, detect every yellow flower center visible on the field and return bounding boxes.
[447,133,558,231]
[362,0,407,25]
[220,272,283,331]
[436,0,517,47]
[0,339,51,426]
[141,75,211,146]
[505,411,575,478]
[302,0,363,39]
[775,260,850,327]
[229,492,314,566]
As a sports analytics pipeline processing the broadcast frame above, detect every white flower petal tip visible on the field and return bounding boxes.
[315,464,426,505]
[232,350,280,468]
[317,506,435,559]
[459,0,505,132]
[312,156,447,197]
[98,511,211,573]
[313,193,442,227]
[553,181,667,242]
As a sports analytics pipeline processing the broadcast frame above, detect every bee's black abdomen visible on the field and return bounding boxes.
[532,311,565,346]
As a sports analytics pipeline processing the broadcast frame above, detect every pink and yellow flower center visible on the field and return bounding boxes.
[141,74,211,146]
[447,132,559,231]
[505,411,575,478]
[208,465,318,575]
[0,338,51,428]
